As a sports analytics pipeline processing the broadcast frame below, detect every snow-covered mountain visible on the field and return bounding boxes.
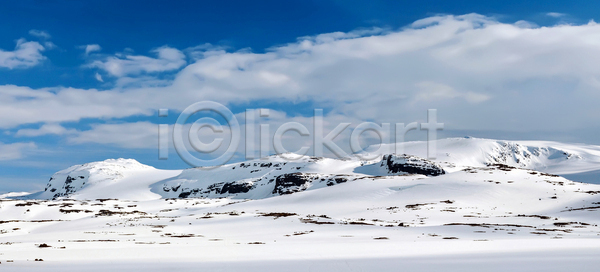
[29,158,181,201]
[29,153,446,200]
[27,137,600,201]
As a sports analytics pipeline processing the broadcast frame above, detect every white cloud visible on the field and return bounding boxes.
[80,44,102,55]
[0,84,154,128]
[165,14,600,131]
[28,29,51,39]
[95,72,104,82]
[44,41,57,50]
[414,82,490,103]
[16,123,76,137]
[547,12,566,18]
[88,46,186,77]
[0,142,36,161]
[185,43,230,60]
[514,20,538,29]
[0,39,46,69]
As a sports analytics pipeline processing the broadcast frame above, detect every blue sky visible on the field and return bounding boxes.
[2,0,600,193]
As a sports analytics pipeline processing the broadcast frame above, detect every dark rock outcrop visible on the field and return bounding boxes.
[221,182,253,194]
[272,173,312,195]
[383,155,445,176]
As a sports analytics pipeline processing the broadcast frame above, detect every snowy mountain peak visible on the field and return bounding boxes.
[34,158,154,200]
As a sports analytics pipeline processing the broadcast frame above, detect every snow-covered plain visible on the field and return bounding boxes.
[1,138,600,271]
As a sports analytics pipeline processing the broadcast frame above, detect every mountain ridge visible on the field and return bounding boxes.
[19,137,600,201]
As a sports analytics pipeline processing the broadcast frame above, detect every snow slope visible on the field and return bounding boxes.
[1,163,600,271]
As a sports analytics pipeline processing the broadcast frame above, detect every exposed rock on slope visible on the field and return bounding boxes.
[383,154,445,176]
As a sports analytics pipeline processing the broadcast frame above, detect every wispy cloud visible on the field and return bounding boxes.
[94,72,104,82]
[28,29,51,39]
[546,12,566,18]
[79,44,102,55]
[16,123,76,137]
[0,142,37,161]
[87,46,186,77]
